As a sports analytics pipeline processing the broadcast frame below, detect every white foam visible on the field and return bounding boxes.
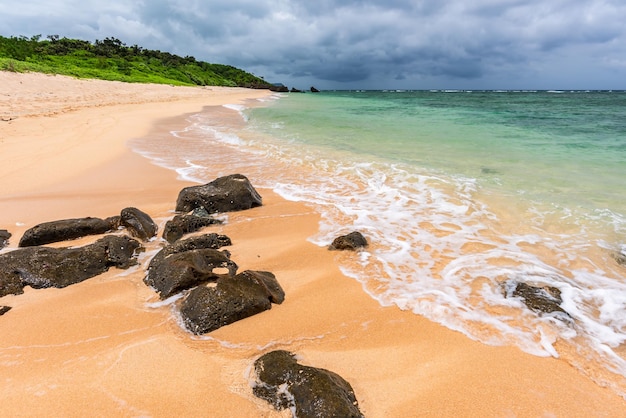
[129,97,626,395]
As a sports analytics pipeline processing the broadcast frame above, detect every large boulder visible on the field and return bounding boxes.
[162,213,222,244]
[175,174,262,214]
[0,229,11,249]
[119,207,157,241]
[145,248,237,299]
[180,270,284,334]
[18,217,114,247]
[0,235,142,297]
[252,350,363,418]
[328,231,368,251]
[503,280,570,317]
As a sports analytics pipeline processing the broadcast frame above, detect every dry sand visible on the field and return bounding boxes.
[0,71,625,417]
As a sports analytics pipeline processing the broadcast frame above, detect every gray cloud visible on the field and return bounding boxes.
[2,0,625,89]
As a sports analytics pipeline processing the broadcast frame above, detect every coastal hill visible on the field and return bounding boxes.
[0,34,272,88]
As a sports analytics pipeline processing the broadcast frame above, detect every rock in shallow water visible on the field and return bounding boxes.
[180,270,284,334]
[503,280,570,317]
[328,231,368,251]
[252,350,363,418]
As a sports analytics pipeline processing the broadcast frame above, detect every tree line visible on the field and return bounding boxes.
[0,34,271,88]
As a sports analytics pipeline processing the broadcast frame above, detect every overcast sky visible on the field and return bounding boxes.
[2,0,626,90]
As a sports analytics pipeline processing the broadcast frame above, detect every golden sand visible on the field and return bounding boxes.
[0,72,624,417]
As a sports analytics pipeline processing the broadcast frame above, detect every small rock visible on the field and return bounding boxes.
[504,280,570,317]
[120,207,157,241]
[0,229,11,249]
[162,214,222,243]
[328,231,368,251]
[0,306,11,316]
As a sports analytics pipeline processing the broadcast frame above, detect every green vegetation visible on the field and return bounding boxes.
[0,34,271,88]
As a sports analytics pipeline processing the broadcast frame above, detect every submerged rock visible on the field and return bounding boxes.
[120,207,157,241]
[614,249,626,267]
[328,231,368,251]
[180,270,284,334]
[175,174,262,214]
[504,280,570,317]
[0,229,11,249]
[144,248,237,299]
[0,306,11,316]
[0,235,142,297]
[162,213,222,243]
[18,217,114,247]
[252,350,363,418]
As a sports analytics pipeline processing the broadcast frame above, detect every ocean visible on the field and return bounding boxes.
[132,90,626,395]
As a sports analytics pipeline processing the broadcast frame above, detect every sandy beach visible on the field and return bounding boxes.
[1,71,625,417]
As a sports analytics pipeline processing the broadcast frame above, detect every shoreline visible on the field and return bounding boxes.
[1,72,625,416]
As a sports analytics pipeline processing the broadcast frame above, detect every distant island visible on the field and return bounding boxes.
[0,35,273,89]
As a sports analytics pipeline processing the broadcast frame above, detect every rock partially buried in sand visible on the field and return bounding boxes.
[162,213,222,243]
[503,280,570,318]
[180,270,284,334]
[18,217,115,247]
[175,174,262,214]
[0,229,11,249]
[328,231,368,251]
[145,248,237,299]
[119,207,158,241]
[252,350,363,418]
[0,306,11,316]
[0,235,142,297]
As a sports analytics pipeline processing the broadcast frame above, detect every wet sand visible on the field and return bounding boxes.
[0,71,625,417]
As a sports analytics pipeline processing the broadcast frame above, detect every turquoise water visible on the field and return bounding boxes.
[133,90,626,395]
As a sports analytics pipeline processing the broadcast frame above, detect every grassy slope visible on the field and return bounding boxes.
[0,35,270,88]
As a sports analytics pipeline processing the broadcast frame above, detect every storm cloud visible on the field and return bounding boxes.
[2,0,625,89]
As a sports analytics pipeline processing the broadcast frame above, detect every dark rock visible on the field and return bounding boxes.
[270,84,289,92]
[290,87,303,93]
[120,207,158,241]
[148,233,232,271]
[252,350,363,418]
[504,280,570,317]
[18,217,114,247]
[181,270,284,334]
[0,306,11,316]
[328,231,368,251]
[175,174,262,214]
[162,213,222,243]
[145,248,237,299]
[614,249,626,266]
[310,86,320,93]
[0,229,11,249]
[0,235,142,297]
